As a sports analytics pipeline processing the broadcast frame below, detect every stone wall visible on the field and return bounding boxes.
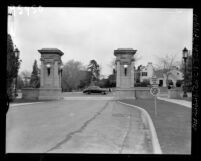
[135,87,153,99]
[115,87,154,99]
[168,88,182,99]
[115,88,135,100]
[22,88,39,100]
[21,88,63,100]
[38,88,62,100]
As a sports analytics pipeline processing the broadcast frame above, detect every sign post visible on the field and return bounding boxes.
[154,95,157,115]
[150,76,160,116]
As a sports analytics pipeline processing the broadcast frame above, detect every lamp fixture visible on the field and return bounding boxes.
[46,63,51,68]
[60,64,64,69]
[14,47,20,57]
[182,47,188,59]
[124,64,128,68]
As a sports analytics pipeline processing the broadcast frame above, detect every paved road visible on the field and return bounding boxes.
[6,94,152,153]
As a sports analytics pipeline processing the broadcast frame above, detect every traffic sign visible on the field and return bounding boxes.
[150,87,160,96]
[150,86,160,116]
[151,76,158,85]
[152,83,158,86]
[152,79,157,84]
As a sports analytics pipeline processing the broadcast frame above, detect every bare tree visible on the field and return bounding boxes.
[20,70,31,78]
[20,70,31,87]
[156,53,181,86]
[61,60,88,91]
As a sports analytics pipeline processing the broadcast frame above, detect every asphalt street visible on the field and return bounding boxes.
[6,93,152,153]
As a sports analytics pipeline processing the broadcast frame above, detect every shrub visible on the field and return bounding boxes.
[176,80,183,87]
[134,79,150,87]
[167,80,173,85]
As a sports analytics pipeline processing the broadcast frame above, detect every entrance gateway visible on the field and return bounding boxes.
[114,48,137,99]
[38,48,64,100]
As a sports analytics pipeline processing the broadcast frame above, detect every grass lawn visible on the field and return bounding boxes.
[120,99,191,154]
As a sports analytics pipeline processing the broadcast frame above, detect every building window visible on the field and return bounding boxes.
[142,72,147,76]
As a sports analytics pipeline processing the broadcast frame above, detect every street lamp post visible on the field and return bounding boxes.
[182,47,188,98]
[14,47,20,97]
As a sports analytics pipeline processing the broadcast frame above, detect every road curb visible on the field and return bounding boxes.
[157,97,191,108]
[118,101,162,154]
[10,102,44,107]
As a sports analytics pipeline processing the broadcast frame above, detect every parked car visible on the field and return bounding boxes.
[83,86,107,95]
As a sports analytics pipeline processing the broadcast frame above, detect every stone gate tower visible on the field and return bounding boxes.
[114,48,137,99]
[38,48,64,100]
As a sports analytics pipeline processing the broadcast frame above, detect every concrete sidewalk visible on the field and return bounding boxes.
[157,97,192,108]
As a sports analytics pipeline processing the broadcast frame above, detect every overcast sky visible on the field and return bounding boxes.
[8,7,193,77]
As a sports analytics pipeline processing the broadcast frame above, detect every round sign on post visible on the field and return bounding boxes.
[150,87,160,96]
[150,86,160,116]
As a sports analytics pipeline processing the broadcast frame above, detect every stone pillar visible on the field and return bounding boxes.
[130,60,134,87]
[40,60,44,87]
[58,68,61,88]
[116,60,121,87]
[54,61,59,88]
[38,48,64,100]
[114,48,137,99]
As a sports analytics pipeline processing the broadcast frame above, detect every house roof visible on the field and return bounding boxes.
[154,70,164,78]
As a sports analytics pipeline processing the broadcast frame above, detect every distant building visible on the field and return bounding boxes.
[139,62,154,82]
[135,62,183,87]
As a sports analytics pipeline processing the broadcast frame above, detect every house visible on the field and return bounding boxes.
[134,62,154,83]
[155,66,183,87]
[139,62,154,82]
[135,62,183,87]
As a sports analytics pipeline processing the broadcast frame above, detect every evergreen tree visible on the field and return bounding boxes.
[7,34,21,101]
[30,60,40,88]
[87,60,100,84]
